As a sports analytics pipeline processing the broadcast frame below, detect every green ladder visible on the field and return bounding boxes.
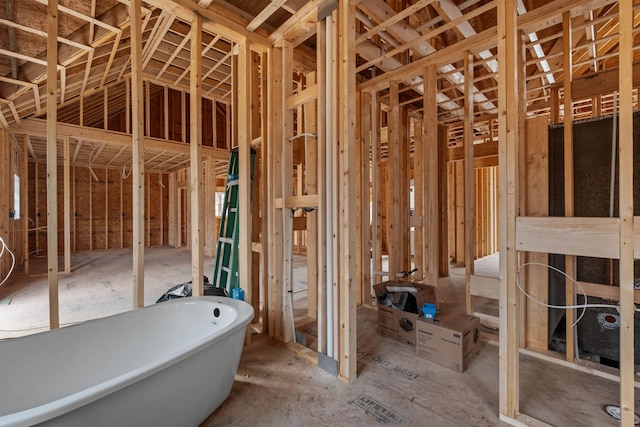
[212,147,256,294]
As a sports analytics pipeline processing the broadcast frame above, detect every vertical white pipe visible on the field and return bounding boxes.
[325,17,334,358]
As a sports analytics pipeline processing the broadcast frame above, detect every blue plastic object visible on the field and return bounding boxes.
[422,303,437,319]
[231,287,245,301]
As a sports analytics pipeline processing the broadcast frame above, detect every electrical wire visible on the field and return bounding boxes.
[0,236,15,287]
[516,261,639,328]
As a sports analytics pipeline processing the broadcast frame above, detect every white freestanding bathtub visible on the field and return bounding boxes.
[0,296,253,427]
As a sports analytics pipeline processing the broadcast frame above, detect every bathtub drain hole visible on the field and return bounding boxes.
[213,307,220,318]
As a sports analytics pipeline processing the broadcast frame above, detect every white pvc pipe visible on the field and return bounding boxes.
[325,17,334,359]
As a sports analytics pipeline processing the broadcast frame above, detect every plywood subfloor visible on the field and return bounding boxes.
[0,248,626,425]
[203,304,621,427]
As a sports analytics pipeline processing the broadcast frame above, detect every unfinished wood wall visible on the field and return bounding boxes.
[57,79,230,149]
[27,162,169,255]
[447,161,499,266]
[0,132,26,280]
[167,160,223,258]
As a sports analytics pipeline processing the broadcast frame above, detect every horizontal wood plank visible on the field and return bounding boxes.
[516,216,621,259]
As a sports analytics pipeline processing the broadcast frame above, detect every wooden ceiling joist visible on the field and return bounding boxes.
[247,0,287,32]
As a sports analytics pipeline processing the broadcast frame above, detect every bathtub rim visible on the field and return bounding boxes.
[0,296,253,427]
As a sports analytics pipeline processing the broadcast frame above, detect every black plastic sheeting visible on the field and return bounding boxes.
[155,276,228,303]
[549,112,640,362]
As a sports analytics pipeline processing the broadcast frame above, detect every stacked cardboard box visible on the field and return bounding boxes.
[416,313,481,372]
[374,281,436,346]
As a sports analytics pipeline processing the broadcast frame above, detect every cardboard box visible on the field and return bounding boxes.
[416,313,481,372]
[374,280,437,346]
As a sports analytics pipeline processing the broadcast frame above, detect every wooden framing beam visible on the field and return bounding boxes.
[130,0,145,309]
[267,45,284,340]
[46,0,60,330]
[618,0,635,422]
[0,18,93,52]
[259,51,270,334]
[282,40,294,344]
[306,72,319,317]
[523,115,549,351]
[562,11,576,363]
[237,38,253,320]
[190,14,204,297]
[463,51,475,315]
[16,119,230,161]
[387,80,401,278]
[498,0,519,420]
[359,0,619,93]
[63,137,71,273]
[338,0,357,380]
[424,64,439,291]
[356,0,436,44]
[268,0,324,45]
[22,135,29,275]
[144,0,270,48]
[36,0,121,33]
[247,0,287,32]
[316,17,328,354]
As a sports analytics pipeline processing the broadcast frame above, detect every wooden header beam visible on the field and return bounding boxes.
[15,119,231,161]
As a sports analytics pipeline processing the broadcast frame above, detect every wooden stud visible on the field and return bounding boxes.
[168,172,176,247]
[360,90,372,303]
[388,81,401,277]
[306,72,319,317]
[260,51,270,334]
[464,51,475,315]
[22,135,29,275]
[562,11,576,363]
[338,0,357,380]
[267,45,284,340]
[47,0,60,329]
[316,20,328,353]
[354,91,362,304]
[105,168,109,250]
[282,40,294,343]
[89,161,93,251]
[237,38,252,318]
[330,11,340,359]
[251,51,262,324]
[0,131,7,277]
[454,161,465,265]
[373,94,383,285]
[131,0,145,309]
[425,64,440,290]
[618,0,635,422]
[413,119,424,280]
[498,0,519,420]
[190,14,204,297]
[63,137,71,273]
[35,162,39,256]
[524,115,549,350]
